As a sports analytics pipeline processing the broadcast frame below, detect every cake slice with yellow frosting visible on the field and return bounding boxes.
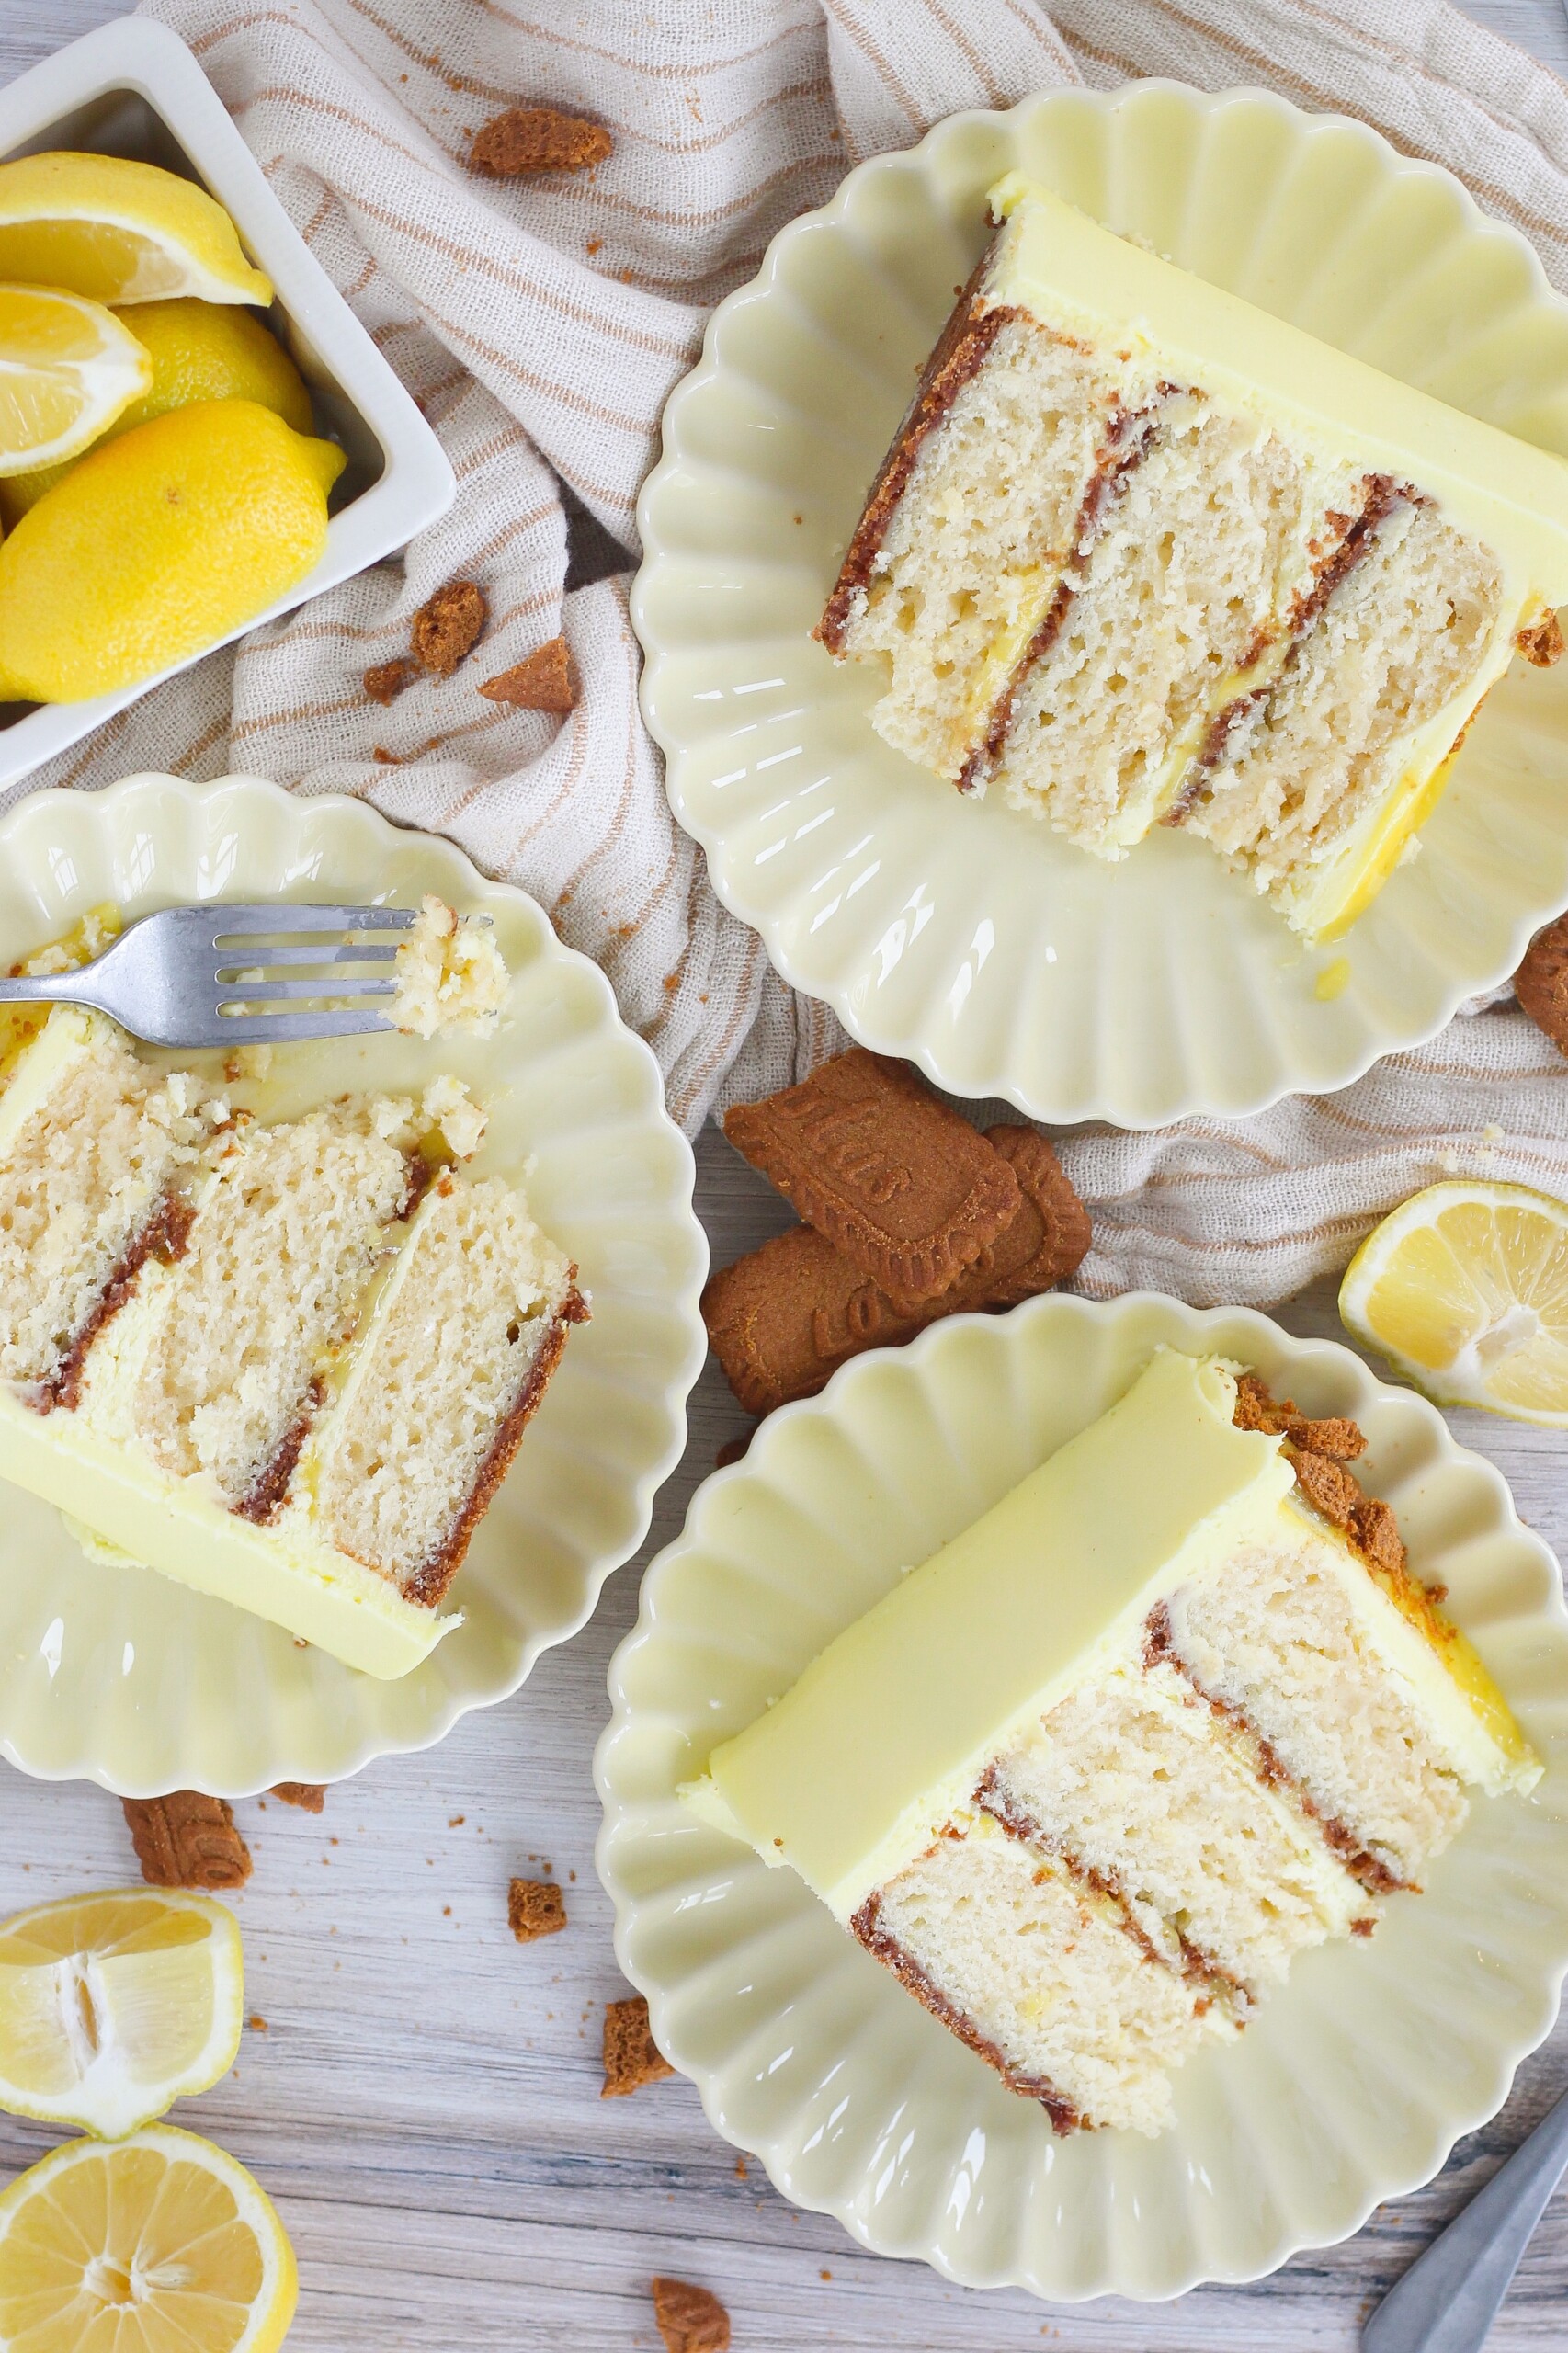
[685,1349,1537,2134]
[819,175,1568,938]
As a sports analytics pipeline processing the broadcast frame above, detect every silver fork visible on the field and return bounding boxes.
[0,904,421,1047]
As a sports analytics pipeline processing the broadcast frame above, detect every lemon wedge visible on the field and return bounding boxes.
[4,298,313,518]
[0,398,346,702]
[1340,1180,1568,1423]
[0,2124,297,2353]
[0,1888,243,2139]
[0,153,272,308]
[0,283,151,478]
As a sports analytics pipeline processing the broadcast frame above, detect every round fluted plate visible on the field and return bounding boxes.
[635,82,1568,1127]
[596,1295,1568,2299]
[0,773,706,1795]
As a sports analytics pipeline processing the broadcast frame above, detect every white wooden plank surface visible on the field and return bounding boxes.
[2,5,1567,2347]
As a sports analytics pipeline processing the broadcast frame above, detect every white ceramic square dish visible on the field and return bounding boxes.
[634,82,1568,1127]
[597,1293,1568,2299]
[0,772,707,1795]
[0,17,454,790]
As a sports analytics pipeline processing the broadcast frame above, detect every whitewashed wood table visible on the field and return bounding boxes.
[3,5,1568,2347]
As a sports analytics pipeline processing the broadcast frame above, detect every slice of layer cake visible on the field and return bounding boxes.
[819,175,1568,938]
[685,1350,1537,2133]
[0,1009,582,1677]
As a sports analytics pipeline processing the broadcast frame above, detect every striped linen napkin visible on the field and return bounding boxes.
[21,0,1566,1302]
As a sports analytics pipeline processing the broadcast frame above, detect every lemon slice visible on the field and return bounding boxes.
[1340,1180,1568,1423]
[0,284,151,477]
[0,1889,243,2139]
[0,2124,296,2353]
[0,153,272,308]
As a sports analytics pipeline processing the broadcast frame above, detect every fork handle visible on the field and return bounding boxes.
[0,975,95,1004]
[1362,2086,1568,2352]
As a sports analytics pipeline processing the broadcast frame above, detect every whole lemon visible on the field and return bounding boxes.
[0,399,345,702]
[3,299,313,519]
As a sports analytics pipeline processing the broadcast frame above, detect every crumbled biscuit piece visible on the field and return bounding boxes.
[508,1877,567,1942]
[123,1792,252,1890]
[271,1782,325,1813]
[651,2277,731,2353]
[715,1431,753,1469]
[1352,1495,1408,1577]
[602,1994,674,2097]
[480,635,577,712]
[1232,1373,1365,1460]
[1515,911,1568,1058]
[412,582,488,677]
[365,656,418,706]
[1288,1447,1364,1534]
[1517,611,1564,666]
[470,107,613,177]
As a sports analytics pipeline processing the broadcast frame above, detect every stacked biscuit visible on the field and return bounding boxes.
[703,1050,1089,1415]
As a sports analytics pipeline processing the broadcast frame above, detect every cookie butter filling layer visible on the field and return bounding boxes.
[683,1349,1538,2136]
[0,1006,582,1679]
[819,174,1568,938]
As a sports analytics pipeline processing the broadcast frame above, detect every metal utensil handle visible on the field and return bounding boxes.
[1363,2086,1568,2353]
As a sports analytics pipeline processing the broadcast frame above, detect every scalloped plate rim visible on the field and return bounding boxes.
[0,770,708,1794]
[594,1291,1568,2299]
[633,79,1568,1127]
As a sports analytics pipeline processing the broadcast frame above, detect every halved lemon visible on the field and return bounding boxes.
[1340,1180,1568,1423]
[0,2124,296,2353]
[0,283,151,477]
[0,153,272,307]
[0,1888,243,2140]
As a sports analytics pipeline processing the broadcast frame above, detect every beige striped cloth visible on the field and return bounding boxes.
[22,0,1566,1302]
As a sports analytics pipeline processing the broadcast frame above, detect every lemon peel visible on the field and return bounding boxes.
[0,2123,297,2353]
[1340,1179,1568,1424]
[0,398,346,702]
[0,1886,243,2139]
[0,283,151,479]
[3,298,312,518]
[0,151,272,307]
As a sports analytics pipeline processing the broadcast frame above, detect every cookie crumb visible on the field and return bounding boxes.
[651,2277,730,2353]
[479,635,576,711]
[413,581,488,677]
[271,1783,325,1813]
[509,1878,567,1942]
[715,1432,752,1469]
[471,107,613,176]
[1517,611,1564,666]
[123,1793,252,1890]
[249,2014,268,2031]
[365,656,417,705]
[602,1994,674,2097]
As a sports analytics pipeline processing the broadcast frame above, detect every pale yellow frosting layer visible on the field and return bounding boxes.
[698,1352,1292,1919]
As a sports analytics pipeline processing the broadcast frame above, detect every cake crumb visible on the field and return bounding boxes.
[123,1792,252,1890]
[392,895,509,1037]
[365,656,418,706]
[479,635,577,712]
[509,1877,567,1942]
[421,1073,488,1160]
[651,2277,730,2353]
[413,581,487,677]
[470,106,612,177]
[271,1782,325,1813]
[602,1994,674,2096]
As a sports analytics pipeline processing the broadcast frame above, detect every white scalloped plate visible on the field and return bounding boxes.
[634,82,1568,1127]
[596,1294,1568,2299]
[0,774,706,1796]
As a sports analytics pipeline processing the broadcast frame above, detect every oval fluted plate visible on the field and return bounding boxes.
[596,1294,1568,2298]
[635,81,1568,1127]
[0,773,706,1794]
